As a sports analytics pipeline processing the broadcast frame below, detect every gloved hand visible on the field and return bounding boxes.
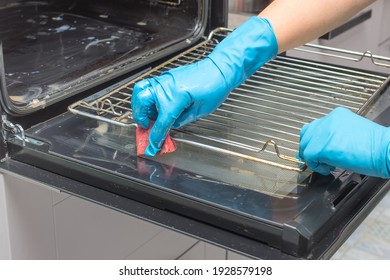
[131,16,278,156]
[298,107,390,178]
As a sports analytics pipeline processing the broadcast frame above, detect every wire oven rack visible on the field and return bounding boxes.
[68,28,390,172]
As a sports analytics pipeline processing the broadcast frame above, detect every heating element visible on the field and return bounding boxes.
[68,28,390,172]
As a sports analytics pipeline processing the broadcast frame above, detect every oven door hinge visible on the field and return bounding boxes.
[1,115,26,160]
[1,116,46,161]
[2,115,45,145]
[2,115,26,147]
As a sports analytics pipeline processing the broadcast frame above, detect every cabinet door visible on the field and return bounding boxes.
[0,174,58,259]
[53,195,164,259]
[0,173,200,260]
[177,241,227,260]
[126,229,198,260]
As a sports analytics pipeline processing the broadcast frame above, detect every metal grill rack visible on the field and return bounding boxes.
[68,28,390,172]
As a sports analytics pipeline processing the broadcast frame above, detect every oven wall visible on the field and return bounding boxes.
[0,173,247,259]
[286,0,390,74]
[0,0,204,27]
[227,1,390,74]
[0,0,208,117]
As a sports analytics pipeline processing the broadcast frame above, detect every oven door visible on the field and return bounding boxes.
[3,32,390,258]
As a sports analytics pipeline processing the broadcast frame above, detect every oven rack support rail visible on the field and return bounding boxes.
[68,28,390,172]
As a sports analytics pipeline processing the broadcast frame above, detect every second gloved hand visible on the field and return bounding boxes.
[298,107,390,178]
[131,16,278,156]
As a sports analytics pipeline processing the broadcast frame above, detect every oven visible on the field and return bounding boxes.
[1,0,390,259]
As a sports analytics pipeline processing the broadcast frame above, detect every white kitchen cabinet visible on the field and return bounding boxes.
[176,241,252,260]
[0,173,200,260]
[0,176,11,259]
[0,174,57,259]
[126,229,198,260]
[53,195,164,259]
[177,241,227,260]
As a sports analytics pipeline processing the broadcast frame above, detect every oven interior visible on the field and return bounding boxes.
[1,0,390,258]
[0,0,207,115]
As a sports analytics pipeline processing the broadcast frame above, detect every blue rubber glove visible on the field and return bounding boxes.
[131,16,278,156]
[298,107,390,178]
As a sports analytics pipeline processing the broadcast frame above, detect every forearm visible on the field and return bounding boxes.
[259,0,375,53]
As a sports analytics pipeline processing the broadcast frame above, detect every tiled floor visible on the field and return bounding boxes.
[331,190,390,259]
